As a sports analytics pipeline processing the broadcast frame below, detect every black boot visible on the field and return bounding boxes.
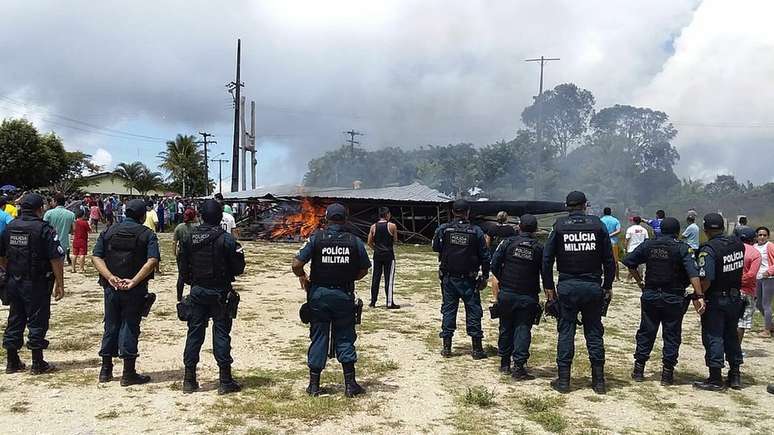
[30,349,56,375]
[661,365,675,386]
[693,367,724,391]
[471,337,487,360]
[768,383,774,394]
[727,365,742,390]
[499,356,511,374]
[5,349,26,374]
[183,366,199,394]
[441,337,452,357]
[591,365,606,394]
[120,358,150,386]
[99,356,113,383]
[306,370,321,396]
[550,365,571,393]
[631,361,645,382]
[512,364,535,381]
[342,362,365,398]
[217,365,242,395]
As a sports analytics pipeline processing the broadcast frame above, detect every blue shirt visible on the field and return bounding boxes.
[92,217,161,260]
[295,224,371,270]
[0,209,13,237]
[682,223,700,250]
[600,215,621,245]
[647,218,663,237]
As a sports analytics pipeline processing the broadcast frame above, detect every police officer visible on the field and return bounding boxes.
[1,193,65,374]
[490,214,544,380]
[432,199,490,359]
[92,199,160,386]
[292,203,371,397]
[622,217,706,385]
[177,199,245,394]
[542,191,615,394]
[693,213,745,391]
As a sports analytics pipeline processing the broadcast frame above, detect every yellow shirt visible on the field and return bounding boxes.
[4,204,17,218]
[143,209,158,232]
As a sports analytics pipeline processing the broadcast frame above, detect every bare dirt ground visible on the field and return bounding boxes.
[1,233,773,434]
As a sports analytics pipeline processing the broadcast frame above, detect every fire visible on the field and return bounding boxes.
[270,198,326,239]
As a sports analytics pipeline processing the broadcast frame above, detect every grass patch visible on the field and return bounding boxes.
[10,400,30,413]
[461,386,496,408]
[631,384,677,412]
[729,391,756,407]
[664,420,702,435]
[51,338,95,352]
[518,394,567,433]
[96,410,120,420]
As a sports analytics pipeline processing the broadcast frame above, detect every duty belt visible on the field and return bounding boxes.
[709,288,740,298]
[647,287,685,296]
[312,283,353,293]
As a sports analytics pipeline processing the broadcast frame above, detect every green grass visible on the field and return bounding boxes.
[461,386,496,408]
[96,410,120,420]
[631,384,677,412]
[518,394,568,433]
[10,400,30,414]
[51,338,96,352]
[664,420,703,435]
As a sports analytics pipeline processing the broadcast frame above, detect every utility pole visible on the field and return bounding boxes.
[211,153,229,196]
[343,129,363,158]
[240,96,247,191]
[525,55,559,200]
[227,38,244,193]
[196,132,216,196]
[250,100,257,189]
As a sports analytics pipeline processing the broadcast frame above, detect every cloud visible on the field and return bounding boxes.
[12,0,773,189]
[91,148,113,171]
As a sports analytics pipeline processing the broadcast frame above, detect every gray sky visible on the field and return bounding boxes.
[1,0,771,188]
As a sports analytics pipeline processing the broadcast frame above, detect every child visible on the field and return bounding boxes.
[72,210,91,273]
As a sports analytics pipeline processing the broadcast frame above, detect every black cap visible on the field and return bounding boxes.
[660,217,680,235]
[125,199,147,221]
[519,214,538,232]
[566,191,587,207]
[325,203,347,221]
[20,193,44,210]
[0,195,7,206]
[452,199,470,212]
[738,227,756,242]
[703,213,725,230]
[200,199,223,225]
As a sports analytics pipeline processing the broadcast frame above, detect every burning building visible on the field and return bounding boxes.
[217,182,566,243]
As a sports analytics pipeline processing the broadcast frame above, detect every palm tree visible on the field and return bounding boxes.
[113,161,146,195]
[158,134,209,195]
[134,168,164,196]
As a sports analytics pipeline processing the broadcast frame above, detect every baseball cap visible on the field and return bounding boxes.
[660,217,680,235]
[703,213,725,230]
[125,199,147,221]
[565,191,587,207]
[452,199,470,212]
[738,227,756,242]
[20,193,44,210]
[223,204,233,215]
[519,214,538,232]
[200,199,223,225]
[325,203,347,221]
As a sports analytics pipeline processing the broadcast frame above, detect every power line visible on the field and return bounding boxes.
[195,132,216,196]
[525,55,560,200]
[343,129,364,157]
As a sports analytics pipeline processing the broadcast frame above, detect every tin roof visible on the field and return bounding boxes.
[221,182,452,203]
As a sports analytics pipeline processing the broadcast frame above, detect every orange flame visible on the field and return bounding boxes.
[270,198,326,239]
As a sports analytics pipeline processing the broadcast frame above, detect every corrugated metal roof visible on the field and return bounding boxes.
[221,182,451,203]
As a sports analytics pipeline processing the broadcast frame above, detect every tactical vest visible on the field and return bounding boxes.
[498,235,541,294]
[440,222,480,275]
[553,214,603,275]
[704,235,744,294]
[5,217,50,279]
[100,223,152,286]
[310,229,360,287]
[644,237,690,290]
[188,226,228,288]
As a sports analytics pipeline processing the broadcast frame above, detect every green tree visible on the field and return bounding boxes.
[521,83,595,159]
[113,161,147,195]
[52,151,102,194]
[134,167,164,196]
[0,118,70,189]
[417,143,480,196]
[158,134,211,196]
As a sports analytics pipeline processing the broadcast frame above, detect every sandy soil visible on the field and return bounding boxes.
[0,233,773,434]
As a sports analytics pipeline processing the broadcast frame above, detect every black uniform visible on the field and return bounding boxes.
[487,223,517,257]
[542,211,615,369]
[178,224,245,369]
[370,221,396,307]
[698,234,745,370]
[432,219,490,340]
[622,235,698,369]
[1,213,64,352]
[93,218,159,360]
[491,233,542,367]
